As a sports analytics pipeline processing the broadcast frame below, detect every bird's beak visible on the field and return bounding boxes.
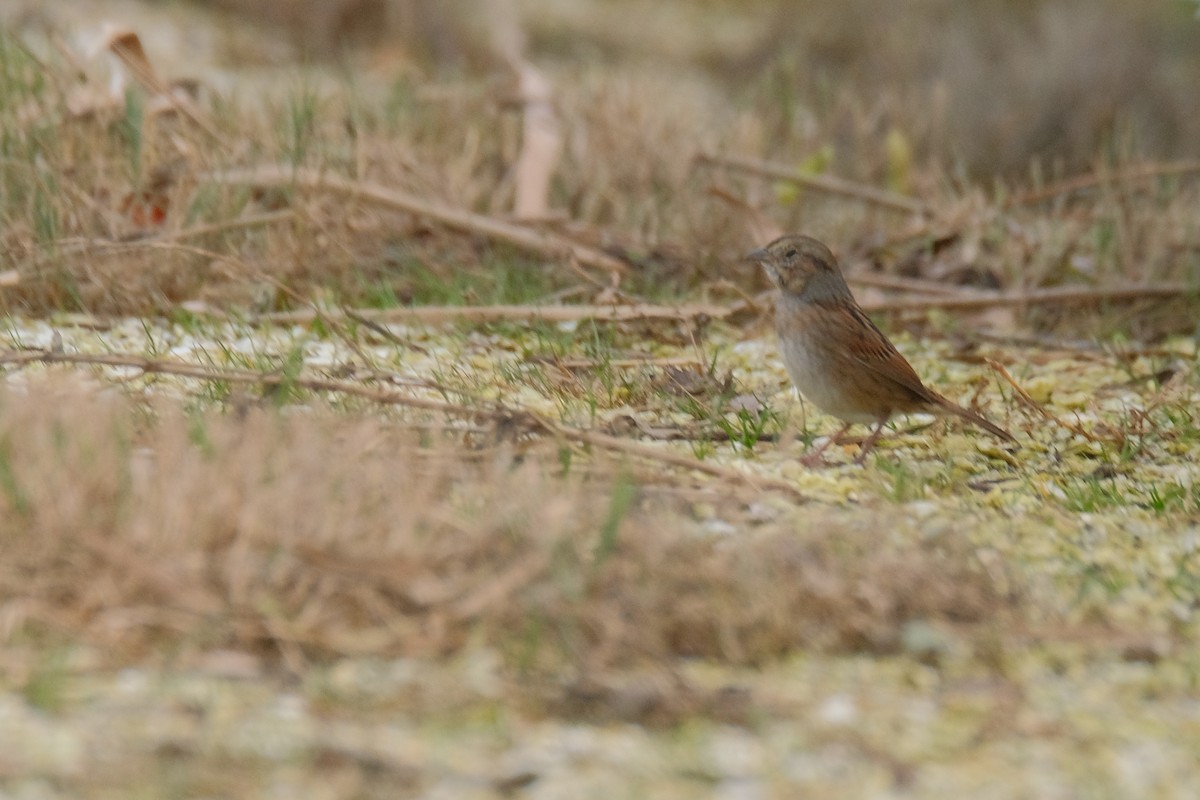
[743,248,768,264]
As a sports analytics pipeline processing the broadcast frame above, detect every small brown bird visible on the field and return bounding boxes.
[746,234,1014,465]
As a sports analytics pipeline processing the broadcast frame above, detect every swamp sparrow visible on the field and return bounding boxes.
[746,234,1014,464]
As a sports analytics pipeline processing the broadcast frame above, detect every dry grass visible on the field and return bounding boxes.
[0,4,1198,793]
[212,0,1200,181]
[725,0,1200,177]
[1,3,1198,335]
[0,377,1019,676]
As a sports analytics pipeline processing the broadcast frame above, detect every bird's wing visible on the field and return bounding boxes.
[840,303,940,405]
[837,301,1014,441]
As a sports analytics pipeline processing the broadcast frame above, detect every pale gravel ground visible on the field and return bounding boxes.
[2,314,1200,797]
[1,650,1199,798]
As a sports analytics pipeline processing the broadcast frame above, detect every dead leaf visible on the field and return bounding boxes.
[102,26,166,94]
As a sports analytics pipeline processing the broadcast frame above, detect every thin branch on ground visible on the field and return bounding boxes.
[342,308,412,349]
[238,281,1197,328]
[0,348,805,500]
[548,423,805,498]
[986,358,1101,443]
[18,238,256,279]
[847,272,972,296]
[166,210,296,242]
[1007,160,1200,207]
[695,152,929,216]
[203,166,631,278]
[248,302,738,326]
[862,282,1198,313]
[705,185,783,243]
[526,355,702,369]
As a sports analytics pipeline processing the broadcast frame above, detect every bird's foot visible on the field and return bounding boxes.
[800,451,834,469]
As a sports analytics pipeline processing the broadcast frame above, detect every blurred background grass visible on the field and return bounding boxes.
[199,0,1200,178]
[1,0,1198,334]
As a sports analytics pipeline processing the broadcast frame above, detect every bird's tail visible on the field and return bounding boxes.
[935,396,1015,443]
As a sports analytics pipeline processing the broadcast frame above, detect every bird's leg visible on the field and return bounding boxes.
[801,421,854,467]
[853,420,888,465]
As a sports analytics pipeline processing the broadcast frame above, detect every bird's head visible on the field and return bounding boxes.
[744,234,842,297]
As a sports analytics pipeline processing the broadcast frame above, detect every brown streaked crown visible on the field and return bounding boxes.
[745,234,841,296]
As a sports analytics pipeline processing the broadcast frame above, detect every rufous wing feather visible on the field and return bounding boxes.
[837,301,1014,442]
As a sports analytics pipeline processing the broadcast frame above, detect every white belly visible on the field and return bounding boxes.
[778,333,879,425]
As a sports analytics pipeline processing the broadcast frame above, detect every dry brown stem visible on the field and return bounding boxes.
[204,166,630,277]
[252,302,734,326]
[848,272,970,296]
[551,425,806,499]
[241,280,1196,329]
[0,348,802,499]
[986,358,1101,443]
[862,282,1197,313]
[166,210,297,242]
[696,152,929,216]
[1008,160,1200,207]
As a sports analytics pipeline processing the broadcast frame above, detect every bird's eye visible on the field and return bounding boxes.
[784,248,798,259]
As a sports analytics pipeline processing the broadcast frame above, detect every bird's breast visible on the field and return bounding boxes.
[777,324,884,425]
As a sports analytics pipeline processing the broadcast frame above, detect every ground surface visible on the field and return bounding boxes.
[2,313,1199,797]
[2,1,1200,797]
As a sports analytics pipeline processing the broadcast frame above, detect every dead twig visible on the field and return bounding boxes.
[860,282,1198,314]
[696,152,929,216]
[243,280,1196,328]
[19,238,255,280]
[1007,160,1200,208]
[549,424,805,499]
[204,166,631,278]
[0,349,805,500]
[342,308,412,349]
[0,350,467,415]
[249,302,737,326]
[847,272,971,296]
[165,210,296,242]
[706,185,782,243]
[986,358,1101,443]
[525,355,701,370]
